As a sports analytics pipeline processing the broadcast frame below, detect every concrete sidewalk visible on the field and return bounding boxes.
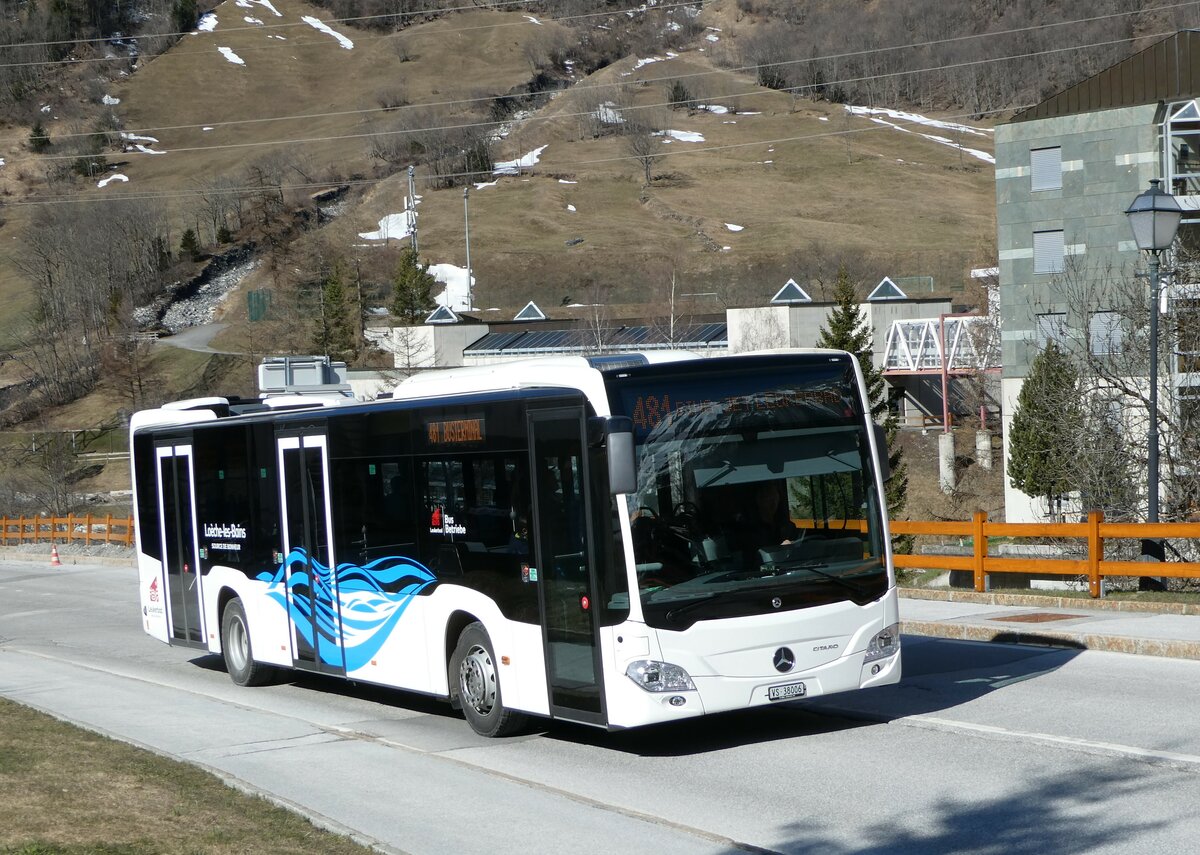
[901,588,1200,660]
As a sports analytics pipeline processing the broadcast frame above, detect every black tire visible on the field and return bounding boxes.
[449,622,526,737]
[221,598,274,687]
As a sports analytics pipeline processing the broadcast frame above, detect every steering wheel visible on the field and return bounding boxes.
[673,500,700,519]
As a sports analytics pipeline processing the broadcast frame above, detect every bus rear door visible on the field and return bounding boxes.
[277,431,346,676]
[528,405,606,726]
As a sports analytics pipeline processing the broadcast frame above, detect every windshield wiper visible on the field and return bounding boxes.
[663,593,720,622]
[776,561,872,596]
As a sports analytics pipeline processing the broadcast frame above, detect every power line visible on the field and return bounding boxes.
[2,0,1196,73]
[0,0,543,50]
[1,28,1160,169]
[3,0,1192,146]
[0,1,702,66]
[2,104,1022,208]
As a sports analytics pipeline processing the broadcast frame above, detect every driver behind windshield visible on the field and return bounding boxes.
[734,481,798,554]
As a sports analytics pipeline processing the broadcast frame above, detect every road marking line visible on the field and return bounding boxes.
[901,714,1200,770]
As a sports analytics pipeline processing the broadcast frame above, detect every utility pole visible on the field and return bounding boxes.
[407,165,418,253]
[463,186,473,312]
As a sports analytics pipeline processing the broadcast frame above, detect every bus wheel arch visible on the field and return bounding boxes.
[448,620,526,737]
[444,609,480,693]
[220,596,275,687]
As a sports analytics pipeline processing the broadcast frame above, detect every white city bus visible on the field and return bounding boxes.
[131,350,900,736]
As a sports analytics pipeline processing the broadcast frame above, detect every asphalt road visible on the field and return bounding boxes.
[2,560,1198,855]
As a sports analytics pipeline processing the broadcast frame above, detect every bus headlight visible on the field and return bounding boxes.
[863,623,900,663]
[625,660,696,692]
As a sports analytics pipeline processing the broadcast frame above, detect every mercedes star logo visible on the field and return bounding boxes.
[771,596,783,609]
[773,647,795,673]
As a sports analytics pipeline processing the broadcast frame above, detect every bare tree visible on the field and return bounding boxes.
[580,277,612,354]
[388,324,434,378]
[623,104,666,188]
[647,268,700,346]
[1025,255,1200,531]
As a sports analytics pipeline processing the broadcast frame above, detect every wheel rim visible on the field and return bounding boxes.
[458,643,496,716]
[227,615,248,671]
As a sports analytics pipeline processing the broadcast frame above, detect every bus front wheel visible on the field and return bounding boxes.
[221,598,274,687]
[450,622,526,737]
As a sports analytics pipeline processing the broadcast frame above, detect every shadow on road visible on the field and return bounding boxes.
[803,634,1082,722]
[549,636,1082,756]
[190,634,1080,754]
[736,759,1177,855]
[188,653,461,720]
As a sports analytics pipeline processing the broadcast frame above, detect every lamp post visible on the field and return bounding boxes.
[1125,179,1182,558]
[463,186,473,312]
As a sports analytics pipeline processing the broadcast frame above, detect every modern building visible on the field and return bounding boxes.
[994,30,1200,520]
[368,282,996,427]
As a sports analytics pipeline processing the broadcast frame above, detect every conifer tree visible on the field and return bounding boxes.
[1007,342,1082,516]
[179,228,200,262]
[29,121,50,153]
[816,266,910,544]
[390,248,437,325]
[313,262,355,361]
[172,0,199,34]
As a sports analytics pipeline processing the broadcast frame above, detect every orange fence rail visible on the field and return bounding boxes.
[0,514,135,548]
[891,511,1200,597]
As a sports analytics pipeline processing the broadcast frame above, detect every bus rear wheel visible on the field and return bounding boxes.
[450,622,526,737]
[221,598,274,687]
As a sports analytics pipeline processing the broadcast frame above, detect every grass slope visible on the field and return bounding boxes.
[0,0,996,414]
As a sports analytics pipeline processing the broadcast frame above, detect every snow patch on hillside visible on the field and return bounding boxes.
[845,105,995,163]
[429,264,474,311]
[494,145,547,175]
[237,0,281,16]
[302,16,354,49]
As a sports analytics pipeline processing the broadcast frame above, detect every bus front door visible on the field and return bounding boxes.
[277,433,345,675]
[528,408,605,726]
[155,443,205,647]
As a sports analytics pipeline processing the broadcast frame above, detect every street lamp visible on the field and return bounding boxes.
[1125,179,1182,555]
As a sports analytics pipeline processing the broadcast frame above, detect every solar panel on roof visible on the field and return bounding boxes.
[521,331,565,350]
[702,322,728,342]
[465,332,524,353]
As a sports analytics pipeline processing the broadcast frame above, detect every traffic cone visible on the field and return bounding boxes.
[50,545,62,567]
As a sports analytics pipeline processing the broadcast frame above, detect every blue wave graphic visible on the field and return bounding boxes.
[257,549,437,670]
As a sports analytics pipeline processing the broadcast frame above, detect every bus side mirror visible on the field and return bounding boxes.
[591,416,637,495]
[873,423,891,481]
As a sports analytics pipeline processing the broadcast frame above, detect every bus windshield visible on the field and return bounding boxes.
[606,356,889,629]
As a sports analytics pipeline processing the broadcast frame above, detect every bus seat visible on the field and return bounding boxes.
[436,543,465,578]
[697,536,728,563]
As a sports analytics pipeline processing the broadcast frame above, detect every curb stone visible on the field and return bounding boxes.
[900,586,1200,616]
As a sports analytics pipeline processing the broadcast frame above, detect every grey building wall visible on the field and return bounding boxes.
[995,104,1159,379]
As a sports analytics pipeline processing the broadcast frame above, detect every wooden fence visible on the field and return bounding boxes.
[0,514,134,548]
[890,512,1200,598]
[5,511,1200,596]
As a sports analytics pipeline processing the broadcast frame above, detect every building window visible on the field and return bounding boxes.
[1036,312,1067,348]
[1033,230,1065,274]
[1180,386,1200,459]
[1088,311,1122,356]
[1167,100,1200,201]
[1177,297,1200,373]
[1031,147,1062,191]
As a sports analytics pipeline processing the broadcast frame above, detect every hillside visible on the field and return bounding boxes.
[3,0,1007,442]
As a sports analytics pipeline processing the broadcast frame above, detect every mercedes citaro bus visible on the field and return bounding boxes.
[131,350,900,736]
